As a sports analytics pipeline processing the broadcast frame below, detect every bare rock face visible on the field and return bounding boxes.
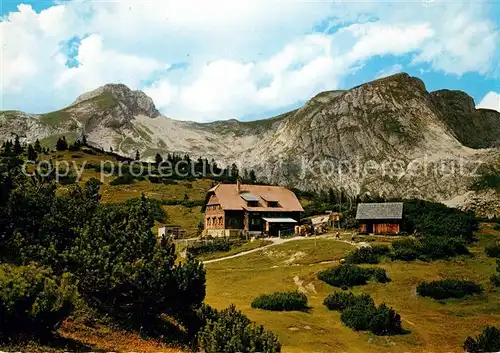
[1,73,499,217]
[0,110,73,146]
[430,89,500,148]
[73,83,160,119]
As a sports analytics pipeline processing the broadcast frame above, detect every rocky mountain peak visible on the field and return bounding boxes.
[354,73,427,93]
[431,89,476,112]
[430,89,500,148]
[73,83,160,118]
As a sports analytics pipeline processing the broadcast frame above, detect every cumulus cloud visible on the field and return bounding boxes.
[477,92,500,112]
[375,64,404,79]
[0,0,498,120]
[56,34,168,94]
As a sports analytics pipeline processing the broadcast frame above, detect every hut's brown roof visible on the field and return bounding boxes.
[207,183,304,212]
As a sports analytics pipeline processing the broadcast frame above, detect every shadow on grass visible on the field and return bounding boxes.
[49,334,96,351]
[252,305,313,313]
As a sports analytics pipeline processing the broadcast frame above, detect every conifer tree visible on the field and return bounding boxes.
[155,153,163,165]
[13,135,22,155]
[56,136,68,151]
[34,139,42,153]
[249,169,257,184]
[27,144,37,161]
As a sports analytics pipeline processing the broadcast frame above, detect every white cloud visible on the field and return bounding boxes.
[56,34,167,94]
[375,64,404,79]
[346,23,434,61]
[0,0,498,120]
[477,92,500,112]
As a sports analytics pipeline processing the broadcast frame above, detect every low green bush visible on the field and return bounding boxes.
[419,236,469,260]
[368,304,403,335]
[485,243,500,258]
[251,291,308,311]
[391,236,469,261]
[401,199,477,241]
[345,245,390,264]
[494,224,500,232]
[148,175,162,183]
[323,292,374,311]
[339,301,403,336]
[323,290,403,336]
[463,326,500,353]
[417,279,483,300]
[197,305,281,353]
[186,238,246,257]
[391,238,421,261]
[318,265,390,288]
[110,173,135,185]
[57,173,77,185]
[0,264,78,342]
[491,274,500,287]
[119,197,166,223]
[340,302,375,331]
[367,267,391,283]
[318,265,371,288]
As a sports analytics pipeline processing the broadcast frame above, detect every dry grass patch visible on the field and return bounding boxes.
[160,205,204,237]
[59,320,183,352]
[199,239,273,261]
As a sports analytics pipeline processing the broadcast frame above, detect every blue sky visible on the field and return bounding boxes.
[1,0,499,122]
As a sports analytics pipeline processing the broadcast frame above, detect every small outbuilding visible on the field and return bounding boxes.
[355,202,403,235]
[158,225,186,239]
[263,217,297,237]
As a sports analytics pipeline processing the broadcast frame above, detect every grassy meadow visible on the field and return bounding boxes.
[205,225,500,353]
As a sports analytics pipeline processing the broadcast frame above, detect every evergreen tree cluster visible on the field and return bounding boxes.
[0,170,205,338]
[1,137,50,161]
[0,157,279,349]
[1,136,24,157]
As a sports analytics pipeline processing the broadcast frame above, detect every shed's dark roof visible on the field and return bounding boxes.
[356,202,403,220]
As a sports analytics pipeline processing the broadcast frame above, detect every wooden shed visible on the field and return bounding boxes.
[355,202,403,235]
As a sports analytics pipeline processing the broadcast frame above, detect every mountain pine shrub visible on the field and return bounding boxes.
[323,291,403,336]
[197,305,281,353]
[323,292,374,311]
[417,279,483,300]
[345,245,390,264]
[0,264,78,342]
[318,265,389,288]
[485,243,500,258]
[251,291,308,311]
[463,326,500,353]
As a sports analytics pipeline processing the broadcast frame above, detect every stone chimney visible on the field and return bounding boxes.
[237,179,241,194]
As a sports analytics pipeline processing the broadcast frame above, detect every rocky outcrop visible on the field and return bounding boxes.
[430,89,500,148]
[73,83,160,118]
[0,111,63,144]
